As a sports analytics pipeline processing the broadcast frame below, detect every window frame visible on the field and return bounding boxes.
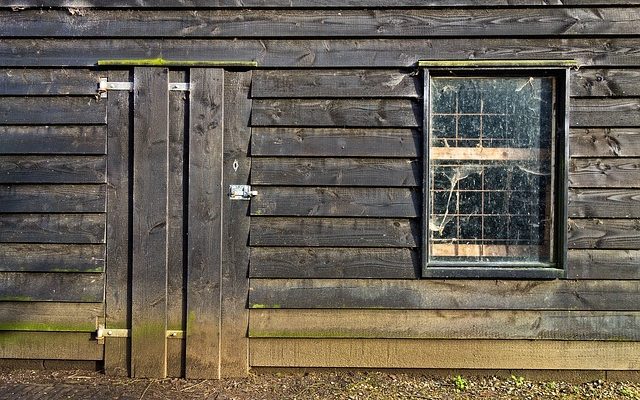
[420,62,571,279]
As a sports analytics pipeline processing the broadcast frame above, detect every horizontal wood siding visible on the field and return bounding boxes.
[3,9,640,38]
[0,97,105,125]
[6,39,640,68]
[0,69,100,96]
[0,68,106,360]
[251,128,421,158]
[0,272,103,302]
[0,184,106,213]
[249,279,640,310]
[6,1,640,7]
[0,244,105,273]
[0,332,103,360]
[250,309,640,341]
[249,69,421,287]
[0,302,101,331]
[0,126,107,155]
[250,248,419,279]
[250,339,640,370]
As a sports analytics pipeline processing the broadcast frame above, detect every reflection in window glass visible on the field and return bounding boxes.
[428,77,555,264]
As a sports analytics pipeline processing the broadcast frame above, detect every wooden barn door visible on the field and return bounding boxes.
[104,67,251,379]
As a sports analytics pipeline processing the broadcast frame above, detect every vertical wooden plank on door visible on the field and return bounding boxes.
[104,69,131,377]
[166,70,188,378]
[131,67,169,378]
[185,68,224,379]
[221,70,252,377]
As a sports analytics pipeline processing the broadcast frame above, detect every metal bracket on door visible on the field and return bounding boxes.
[95,324,183,344]
[229,185,257,200]
[98,78,191,98]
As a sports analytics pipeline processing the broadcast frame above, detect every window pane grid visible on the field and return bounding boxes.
[428,76,555,264]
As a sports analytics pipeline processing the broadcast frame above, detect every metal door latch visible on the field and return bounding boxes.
[229,185,257,200]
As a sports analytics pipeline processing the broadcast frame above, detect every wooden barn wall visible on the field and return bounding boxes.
[0,69,106,360]
[0,2,639,370]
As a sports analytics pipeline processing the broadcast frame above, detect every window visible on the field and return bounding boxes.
[420,62,571,278]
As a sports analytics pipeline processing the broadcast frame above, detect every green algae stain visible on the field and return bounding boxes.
[98,58,258,67]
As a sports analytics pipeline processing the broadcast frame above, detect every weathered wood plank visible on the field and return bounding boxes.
[251,128,420,158]
[3,38,640,68]
[131,67,168,378]
[0,97,105,125]
[572,69,640,97]
[0,214,105,244]
[6,0,640,7]
[0,332,103,360]
[0,126,106,155]
[0,243,104,272]
[185,68,223,379]
[250,218,419,248]
[248,279,640,310]
[163,71,186,378]
[569,158,640,188]
[252,99,420,127]
[12,39,640,68]
[0,184,105,213]
[3,9,640,38]
[568,218,640,249]
[571,98,640,127]
[0,156,106,183]
[568,249,640,280]
[0,272,103,302]
[166,72,186,334]
[220,70,252,378]
[104,69,131,377]
[250,338,640,370]
[253,69,418,98]
[0,69,100,95]
[251,187,419,217]
[569,189,640,218]
[570,128,640,158]
[0,302,101,331]
[252,158,420,187]
[249,309,640,341]
[250,247,418,279]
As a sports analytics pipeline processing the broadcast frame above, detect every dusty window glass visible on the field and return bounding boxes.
[428,76,555,264]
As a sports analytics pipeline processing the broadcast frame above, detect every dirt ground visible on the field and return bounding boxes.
[1,368,640,399]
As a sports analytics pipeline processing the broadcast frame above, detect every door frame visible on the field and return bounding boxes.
[103,66,252,379]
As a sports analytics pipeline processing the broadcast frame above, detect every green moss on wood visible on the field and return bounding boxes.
[249,329,363,338]
[0,296,33,302]
[0,321,95,332]
[98,58,258,67]
[45,267,104,273]
[250,304,281,309]
[418,59,578,68]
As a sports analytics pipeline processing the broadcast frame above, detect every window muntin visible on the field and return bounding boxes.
[427,76,556,266]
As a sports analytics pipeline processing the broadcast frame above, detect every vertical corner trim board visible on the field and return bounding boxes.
[185,68,224,380]
[131,67,169,379]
